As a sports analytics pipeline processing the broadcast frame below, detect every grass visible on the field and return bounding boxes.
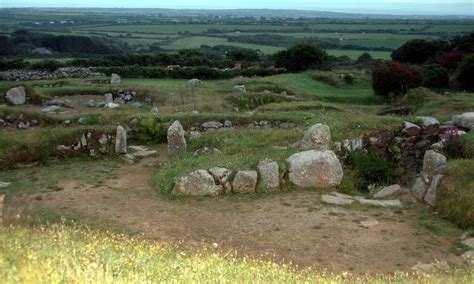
[437,159,474,228]
[0,157,120,195]
[1,223,473,283]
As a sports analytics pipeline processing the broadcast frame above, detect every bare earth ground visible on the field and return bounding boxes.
[4,155,464,275]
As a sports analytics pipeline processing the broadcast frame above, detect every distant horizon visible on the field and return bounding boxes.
[1,1,473,16]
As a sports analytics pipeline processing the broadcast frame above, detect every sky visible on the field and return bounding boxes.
[1,0,473,16]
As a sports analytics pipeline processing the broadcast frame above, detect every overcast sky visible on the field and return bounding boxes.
[1,1,473,15]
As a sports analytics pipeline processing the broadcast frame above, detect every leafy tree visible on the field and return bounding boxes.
[274,43,330,72]
[391,39,448,64]
[0,36,15,56]
[372,61,423,97]
[422,64,449,88]
[355,52,373,64]
[458,55,474,91]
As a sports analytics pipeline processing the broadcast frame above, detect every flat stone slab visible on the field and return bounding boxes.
[373,184,402,199]
[0,181,10,188]
[360,220,379,228]
[358,199,402,207]
[131,150,158,158]
[321,194,354,205]
[462,238,474,249]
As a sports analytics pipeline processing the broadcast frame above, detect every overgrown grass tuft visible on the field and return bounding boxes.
[437,159,474,228]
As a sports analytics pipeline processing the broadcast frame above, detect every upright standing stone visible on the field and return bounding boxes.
[5,86,27,105]
[104,93,114,104]
[423,150,447,176]
[115,125,127,154]
[111,73,121,85]
[300,123,331,151]
[167,120,187,156]
[257,159,280,191]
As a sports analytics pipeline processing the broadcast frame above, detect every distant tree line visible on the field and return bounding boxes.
[372,33,474,96]
[0,30,129,56]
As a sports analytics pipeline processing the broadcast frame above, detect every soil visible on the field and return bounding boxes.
[4,155,464,275]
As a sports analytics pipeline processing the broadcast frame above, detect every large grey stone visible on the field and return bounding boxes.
[373,184,403,199]
[287,150,343,189]
[167,120,187,156]
[462,238,474,249]
[172,170,222,196]
[300,123,331,151]
[187,78,202,87]
[115,125,127,154]
[5,86,27,105]
[424,174,443,207]
[452,112,474,130]
[208,167,232,193]
[423,150,447,176]
[232,170,258,194]
[257,159,280,191]
[417,116,440,127]
[233,85,246,93]
[110,73,121,85]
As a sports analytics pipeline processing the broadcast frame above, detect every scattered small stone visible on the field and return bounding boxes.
[358,199,402,207]
[105,103,120,109]
[151,106,160,113]
[41,105,61,113]
[373,184,403,199]
[86,99,96,108]
[131,102,142,109]
[193,147,221,156]
[0,181,11,188]
[321,194,353,205]
[17,121,30,129]
[187,78,202,87]
[208,167,232,193]
[360,220,379,228]
[201,121,223,130]
[417,116,440,127]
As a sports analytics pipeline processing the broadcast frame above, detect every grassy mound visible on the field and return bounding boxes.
[1,224,473,283]
[437,159,474,228]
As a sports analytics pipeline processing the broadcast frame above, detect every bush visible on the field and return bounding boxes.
[458,55,474,91]
[346,150,401,192]
[398,87,442,113]
[422,64,449,88]
[372,61,423,97]
[343,74,354,85]
[441,128,473,159]
[29,60,64,72]
[136,118,167,144]
[391,39,448,64]
[274,43,330,72]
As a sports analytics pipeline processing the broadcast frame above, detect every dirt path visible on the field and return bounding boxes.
[5,157,464,274]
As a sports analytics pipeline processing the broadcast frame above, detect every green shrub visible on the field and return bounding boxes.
[443,136,473,159]
[346,150,401,192]
[422,64,449,88]
[398,87,442,113]
[136,118,168,144]
[458,55,474,91]
[437,159,474,228]
[343,73,354,85]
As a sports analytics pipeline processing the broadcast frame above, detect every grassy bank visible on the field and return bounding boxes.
[0,224,473,283]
